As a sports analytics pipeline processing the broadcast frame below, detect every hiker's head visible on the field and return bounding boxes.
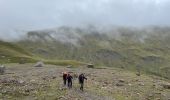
[80,73,84,76]
[63,71,67,74]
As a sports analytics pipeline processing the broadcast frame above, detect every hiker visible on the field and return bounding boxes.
[79,73,87,91]
[67,73,73,88]
[63,72,68,86]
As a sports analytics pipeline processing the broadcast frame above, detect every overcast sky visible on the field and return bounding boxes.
[0,0,170,37]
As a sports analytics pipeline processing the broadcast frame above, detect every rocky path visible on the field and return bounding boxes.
[0,63,170,100]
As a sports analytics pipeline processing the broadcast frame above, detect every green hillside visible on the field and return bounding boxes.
[1,26,170,79]
[0,40,85,66]
[16,26,170,79]
[0,40,36,63]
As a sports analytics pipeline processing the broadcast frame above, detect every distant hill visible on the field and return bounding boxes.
[1,26,170,79]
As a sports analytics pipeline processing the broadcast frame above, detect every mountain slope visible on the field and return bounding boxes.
[0,40,36,63]
[16,26,170,79]
[0,40,85,66]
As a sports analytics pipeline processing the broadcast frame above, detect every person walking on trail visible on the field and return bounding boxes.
[63,72,68,86]
[79,73,87,91]
[67,73,73,88]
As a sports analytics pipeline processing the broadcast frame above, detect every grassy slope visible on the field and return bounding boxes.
[0,41,85,66]
[1,27,170,79]
[0,41,36,63]
[16,28,170,79]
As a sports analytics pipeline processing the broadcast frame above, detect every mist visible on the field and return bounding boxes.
[0,0,170,41]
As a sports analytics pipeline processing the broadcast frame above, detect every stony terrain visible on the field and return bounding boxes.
[0,63,170,100]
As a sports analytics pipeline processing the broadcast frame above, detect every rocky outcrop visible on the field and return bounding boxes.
[34,61,44,67]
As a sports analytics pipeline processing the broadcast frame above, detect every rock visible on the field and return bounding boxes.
[137,93,140,95]
[34,61,44,67]
[128,83,132,86]
[52,76,56,79]
[116,83,124,86]
[87,64,94,68]
[18,80,25,84]
[104,81,109,85]
[136,73,140,76]
[0,65,6,75]
[139,82,145,86]
[162,83,170,89]
[119,79,125,83]
[101,87,107,89]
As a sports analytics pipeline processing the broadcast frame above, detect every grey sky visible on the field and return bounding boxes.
[0,0,170,38]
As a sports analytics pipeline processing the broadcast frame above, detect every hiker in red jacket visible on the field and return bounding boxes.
[63,72,68,86]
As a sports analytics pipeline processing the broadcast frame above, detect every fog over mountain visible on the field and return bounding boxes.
[0,0,170,40]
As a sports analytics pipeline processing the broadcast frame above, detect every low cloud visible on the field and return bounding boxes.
[0,0,170,40]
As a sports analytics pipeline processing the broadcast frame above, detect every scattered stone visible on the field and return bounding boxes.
[136,73,140,76]
[104,81,109,85]
[34,61,44,67]
[119,79,125,83]
[116,83,124,86]
[101,87,107,89]
[162,83,170,89]
[0,65,6,75]
[18,80,25,84]
[139,82,145,86]
[128,83,132,86]
[137,93,140,95]
[52,76,56,79]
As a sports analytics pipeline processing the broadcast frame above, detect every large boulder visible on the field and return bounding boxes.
[87,64,94,68]
[34,61,44,67]
[0,65,6,75]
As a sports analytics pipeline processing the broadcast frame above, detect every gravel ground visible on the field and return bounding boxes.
[0,63,170,100]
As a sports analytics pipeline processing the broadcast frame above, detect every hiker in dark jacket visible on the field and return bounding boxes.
[79,73,87,91]
[63,72,68,86]
[67,73,73,88]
